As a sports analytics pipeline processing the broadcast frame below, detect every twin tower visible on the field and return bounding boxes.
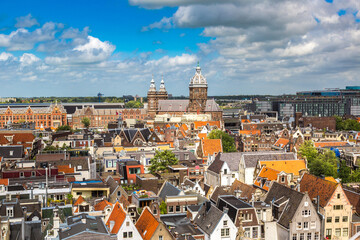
[147,65,208,115]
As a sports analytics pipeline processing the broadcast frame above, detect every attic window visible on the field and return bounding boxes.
[6,207,13,217]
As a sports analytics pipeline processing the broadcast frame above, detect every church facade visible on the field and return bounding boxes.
[147,66,223,121]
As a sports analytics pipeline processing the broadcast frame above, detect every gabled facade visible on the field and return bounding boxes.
[264,182,322,240]
[106,202,142,240]
[194,202,237,240]
[135,207,174,240]
[298,173,352,240]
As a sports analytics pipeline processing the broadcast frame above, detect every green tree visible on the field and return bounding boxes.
[298,141,318,163]
[160,201,167,214]
[335,116,360,131]
[350,169,360,182]
[125,100,143,108]
[149,150,178,174]
[56,125,73,132]
[81,117,91,128]
[308,159,337,177]
[208,129,236,152]
[338,161,351,183]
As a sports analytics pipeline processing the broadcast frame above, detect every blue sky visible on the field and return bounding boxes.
[0,0,359,97]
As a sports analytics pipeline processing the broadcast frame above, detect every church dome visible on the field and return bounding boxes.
[189,65,207,87]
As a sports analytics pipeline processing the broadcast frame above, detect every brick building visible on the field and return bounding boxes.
[0,103,66,129]
[294,112,336,131]
[147,65,223,121]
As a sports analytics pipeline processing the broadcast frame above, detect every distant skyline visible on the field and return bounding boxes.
[0,0,359,97]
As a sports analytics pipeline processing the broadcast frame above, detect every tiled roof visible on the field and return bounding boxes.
[194,121,221,129]
[201,139,222,157]
[264,182,305,229]
[325,176,338,183]
[73,195,85,206]
[273,138,289,148]
[299,173,338,208]
[94,199,113,211]
[239,130,261,135]
[158,181,181,201]
[230,179,256,201]
[242,152,297,169]
[198,133,208,140]
[314,141,349,148]
[218,152,242,171]
[258,160,306,176]
[157,99,221,112]
[207,156,224,174]
[135,207,159,240]
[254,167,280,191]
[0,178,9,186]
[344,187,360,214]
[194,202,224,235]
[57,165,75,174]
[106,202,126,234]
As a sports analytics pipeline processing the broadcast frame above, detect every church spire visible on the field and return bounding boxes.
[148,74,156,92]
[159,74,167,92]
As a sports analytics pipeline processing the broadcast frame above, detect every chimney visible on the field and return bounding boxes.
[23,207,27,221]
[317,195,320,212]
[205,201,211,212]
[223,207,229,214]
[109,220,115,232]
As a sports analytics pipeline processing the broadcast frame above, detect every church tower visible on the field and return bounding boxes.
[147,76,157,116]
[157,75,168,101]
[188,64,208,113]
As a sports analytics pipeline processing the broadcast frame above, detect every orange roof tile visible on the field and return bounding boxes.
[135,207,159,240]
[194,121,220,129]
[314,141,348,148]
[254,167,280,191]
[299,173,338,208]
[175,123,180,128]
[239,130,261,135]
[106,202,126,234]
[325,176,338,183]
[165,124,171,128]
[259,160,306,176]
[57,165,75,174]
[273,138,289,148]
[73,195,85,206]
[241,119,251,123]
[198,133,208,140]
[94,199,113,211]
[201,139,222,157]
[181,124,188,131]
[0,179,9,186]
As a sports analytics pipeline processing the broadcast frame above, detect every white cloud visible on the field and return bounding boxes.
[0,52,15,61]
[45,36,115,65]
[145,53,198,67]
[15,14,39,28]
[19,53,40,66]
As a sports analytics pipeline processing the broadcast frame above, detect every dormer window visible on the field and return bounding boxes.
[223,220,228,226]
[224,169,227,175]
[6,207,13,217]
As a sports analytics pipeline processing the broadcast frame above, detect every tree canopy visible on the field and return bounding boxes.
[149,150,179,174]
[81,117,91,128]
[335,116,360,131]
[56,125,73,132]
[299,140,338,178]
[208,129,237,152]
[125,100,143,108]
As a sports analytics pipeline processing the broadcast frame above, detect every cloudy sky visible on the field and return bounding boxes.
[0,0,359,97]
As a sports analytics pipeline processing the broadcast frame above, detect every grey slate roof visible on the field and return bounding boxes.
[0,145,23,159]
[59,213,110,239]
[264,182,305,229]
[158,99,221,112]
[243,151,296,168]
[10,220,41,240]
[194,202,224,236]
[158,182,181,201]
[207,157,224,174]
[218,152,242,171]
[182,179,196,188]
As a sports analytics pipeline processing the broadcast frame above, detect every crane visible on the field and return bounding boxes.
[97,92,104,102]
